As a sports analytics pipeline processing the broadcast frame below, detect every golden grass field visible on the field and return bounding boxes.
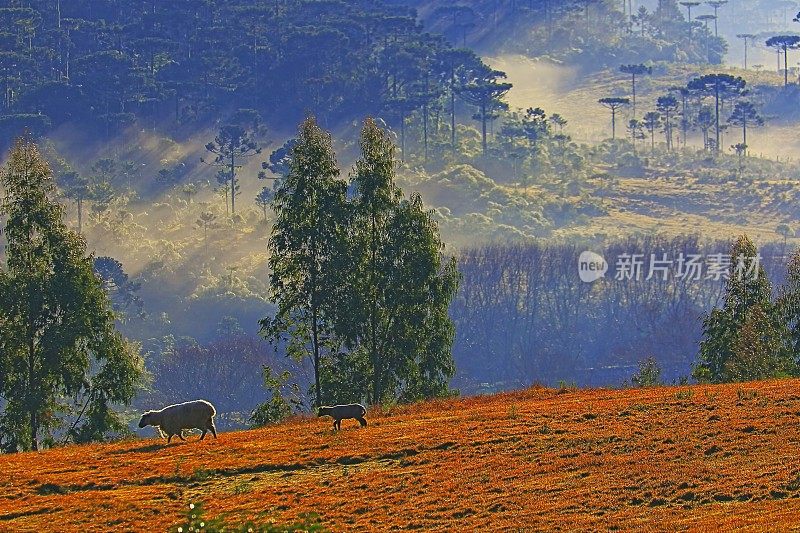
[4,380,800,531]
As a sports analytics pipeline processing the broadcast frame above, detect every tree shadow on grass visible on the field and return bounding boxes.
[111,443,169,454]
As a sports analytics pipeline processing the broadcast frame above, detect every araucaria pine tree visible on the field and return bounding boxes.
[598,97,630,139]
[457,65,512,156]
[727,100,764,156]
[686,74,746,154]
[261,117,347,408]
[203,124,262,217]
[0,139,143,452]
[656,95,679,151]
[695,235,791,383]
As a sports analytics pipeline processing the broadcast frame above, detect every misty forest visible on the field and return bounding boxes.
[3,0,800,454]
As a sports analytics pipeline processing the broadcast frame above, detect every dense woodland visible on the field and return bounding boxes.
[2,0,800,450]
[0,0,735,150]
[0,0,501,144]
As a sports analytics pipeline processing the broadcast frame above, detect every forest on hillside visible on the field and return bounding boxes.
[1,0,501,144]
[0,0,738,149]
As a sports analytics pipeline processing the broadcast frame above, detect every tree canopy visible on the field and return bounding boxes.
[0,138,143,451]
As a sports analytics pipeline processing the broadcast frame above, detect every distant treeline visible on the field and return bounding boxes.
[0,0,723,149]
[0,0,509,143]
[403,0,726,67]
[451,235,792,392]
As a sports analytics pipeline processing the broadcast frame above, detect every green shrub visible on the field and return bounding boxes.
[631,357,662,388]
[249,368,301,426]
[557,380,577,394]
[508,404,519,419]
[675,389,694,400]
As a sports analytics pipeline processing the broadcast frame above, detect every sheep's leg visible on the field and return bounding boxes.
[333,419,339,431]
[209,421,217,439]
[357,417,367,427]
[167,434,173,444]
[179,431,187,442]
[200,429,207,440]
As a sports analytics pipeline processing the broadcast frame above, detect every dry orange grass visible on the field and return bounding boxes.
[4,380,800,531]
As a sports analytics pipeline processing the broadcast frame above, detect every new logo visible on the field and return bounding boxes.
[578,251,607,283]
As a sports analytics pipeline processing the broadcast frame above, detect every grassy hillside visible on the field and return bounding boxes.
[4,380,800,531]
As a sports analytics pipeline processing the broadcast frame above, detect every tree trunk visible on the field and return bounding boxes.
[682,97,688,149]
[665,112,672,150]
[30,410,37,451]
[744,39,748,69]
[309,217,322,408]
[423,101,428,163]
[311,302,321,408]
[400,106,406,159]
[450,71,456,152]
[28,331,37,451]
[612,109,617,140]
[481,100,487,156]
[230,154,236,215]
[714,84,720,154]
[784,44,789,87]
[370,210,379,403]
[628,0,633,31]
[743,118,748,156]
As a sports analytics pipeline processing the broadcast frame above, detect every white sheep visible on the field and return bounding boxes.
[317,403,367,430]
[138,400,218,443]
